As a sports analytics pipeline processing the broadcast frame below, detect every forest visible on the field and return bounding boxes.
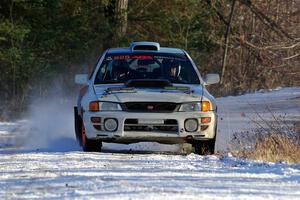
[0,0,299,119]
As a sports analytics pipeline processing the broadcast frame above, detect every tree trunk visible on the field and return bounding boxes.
[104,0,128,48]
[220,0,236,84]
[115,0,128,36]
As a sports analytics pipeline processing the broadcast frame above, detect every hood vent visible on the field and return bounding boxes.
[130,41,160,51]
[125,79,171,88]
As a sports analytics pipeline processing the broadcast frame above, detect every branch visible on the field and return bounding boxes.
[235,37,300,50]
[136,0,155,16]
[238,0,293,40]
[283,54,300,60]
[204,0,229,26]
[221,0,237,84]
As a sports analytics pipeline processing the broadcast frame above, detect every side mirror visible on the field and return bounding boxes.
[75,74,88,85]
[203,73,220,85]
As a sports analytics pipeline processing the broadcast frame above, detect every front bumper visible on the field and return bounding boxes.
[83,110,217,144]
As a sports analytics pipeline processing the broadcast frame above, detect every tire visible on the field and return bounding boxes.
[74,107,82,144]
[193,138,215,155]
[193,120,218,155]
[78,115,102,152]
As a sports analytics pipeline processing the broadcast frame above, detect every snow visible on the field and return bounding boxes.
[1,152,300,199]
[216,87,300,151]
[0,87,300,199]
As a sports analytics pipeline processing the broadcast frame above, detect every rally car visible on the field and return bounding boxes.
[74,41,219,154]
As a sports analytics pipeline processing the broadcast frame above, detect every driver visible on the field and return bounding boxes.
[112,60,129,81]
[164,60,182,81]
[136,59,150,72]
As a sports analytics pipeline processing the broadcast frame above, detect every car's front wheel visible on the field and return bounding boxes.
[193,137,215,155]
[74,107,102,152]
[81,124,102,152]
[80,122,102,152]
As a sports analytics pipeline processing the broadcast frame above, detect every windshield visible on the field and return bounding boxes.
[94,53,200,84]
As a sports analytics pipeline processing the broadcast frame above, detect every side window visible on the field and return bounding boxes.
[89,59,99,80]
[95,61,111,83]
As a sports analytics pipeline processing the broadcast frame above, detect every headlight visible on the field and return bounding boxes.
[89,101,122,112]
[179,103,201,112]
[179,101,211,112]
[99,102,122,111]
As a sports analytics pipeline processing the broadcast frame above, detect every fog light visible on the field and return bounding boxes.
[104,118,118,132]
[184,119,198,132]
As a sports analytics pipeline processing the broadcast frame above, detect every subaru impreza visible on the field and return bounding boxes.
[74,41,219,154]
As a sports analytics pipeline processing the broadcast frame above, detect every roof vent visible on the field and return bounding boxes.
[130,41,160,51]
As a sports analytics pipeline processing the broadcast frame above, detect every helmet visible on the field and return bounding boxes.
[163,59,181,77]
[111,60,129,81]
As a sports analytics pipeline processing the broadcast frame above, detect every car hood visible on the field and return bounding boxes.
[93,84,203,103]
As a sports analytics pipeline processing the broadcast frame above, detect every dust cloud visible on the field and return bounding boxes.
[22,84,79,152]
[21,82,180,153]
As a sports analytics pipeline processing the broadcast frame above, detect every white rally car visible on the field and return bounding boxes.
[74,41,219,154]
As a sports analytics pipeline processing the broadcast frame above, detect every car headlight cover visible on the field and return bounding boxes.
[89,101,122,112]
[201,101,211,112]
[179,101,211,112]
[179,102,201,112]
[99,102,122,111]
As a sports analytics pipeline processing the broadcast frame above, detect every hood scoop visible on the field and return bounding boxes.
[125,79,172,88]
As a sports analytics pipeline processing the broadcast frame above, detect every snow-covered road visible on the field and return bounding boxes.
[1,152,300,200]
[1,87,300,199]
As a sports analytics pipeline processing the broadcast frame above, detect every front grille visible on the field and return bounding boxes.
[124,119,178,133]
[122,102,177,112]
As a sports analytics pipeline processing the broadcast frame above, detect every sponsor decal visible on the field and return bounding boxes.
[113,55,130,60]
[154,56,186,61]
[112,55,153,60]
[109,55,186,61]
